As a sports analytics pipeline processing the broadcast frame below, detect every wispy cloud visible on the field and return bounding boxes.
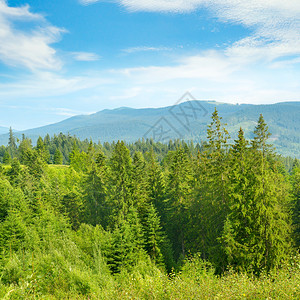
[79,0,102,6]
[122,46,171,54]
[0,0,65,71]
[52,107,93,117]
[115,51,234,83]
[80,1,300,65]
[0,71,113,99]
[109,46,300,104]
[72,52,100,61]
[109,87,142,100]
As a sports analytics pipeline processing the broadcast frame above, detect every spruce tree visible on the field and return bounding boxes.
[132,151,149,214]
[2,151,11,164]
[221,128,255,271]
[8,127,17,149]
[145,148,166,221]
[107,141,133,226]
[84,151,108,227]
[191,108,230,271]
[7,158,22,187]
[291,163,300,247]
[166,147,193,260]
[36,136,50,163]
[107,207,145,273]
[53,149,63,165]
[143,203,164,266]
[244,115,291,273]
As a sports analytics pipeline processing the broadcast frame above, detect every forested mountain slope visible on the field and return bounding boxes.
[0,101,299,157]
[0,110,299,298]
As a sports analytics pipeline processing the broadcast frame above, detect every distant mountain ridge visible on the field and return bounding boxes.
[0,126,9,135]
[0,100,299,158]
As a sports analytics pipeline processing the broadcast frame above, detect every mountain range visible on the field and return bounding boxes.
[0,100,299,158]
[0,126,9,135]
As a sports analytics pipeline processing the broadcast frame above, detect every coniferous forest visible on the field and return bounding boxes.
[0,109,299,299]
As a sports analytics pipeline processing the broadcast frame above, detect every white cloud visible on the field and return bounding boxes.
[79,0,300,15]
[109,87,142,100]
[108,45,300,105]
[122,46,171,54]
[114,51,237,84]
[72,52,101,61]
[52,107,92,117]
[0,0,298,128]
[80,1,300,64]
[0,71,113,99]
[79,0,101,6]
[0,0,64,71]
[118,0,204,13]
[79,0,205,12]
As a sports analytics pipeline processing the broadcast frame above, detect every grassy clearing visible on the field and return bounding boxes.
[1,255,299,299]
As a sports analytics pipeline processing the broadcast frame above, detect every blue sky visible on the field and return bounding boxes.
[0,0,299,130]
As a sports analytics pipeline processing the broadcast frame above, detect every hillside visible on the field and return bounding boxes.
[0,126,9,135]
[0,101,299,157]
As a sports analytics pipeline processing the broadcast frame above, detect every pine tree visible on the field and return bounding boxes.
[251,114,274,156]
[18,137,32,164]
[84,151,108,227]
[291,162,300,247]
[8,127,17,149]
[191,108,230,271]
[7,158,22,187]
[22,148,46,178]
[221,128,255,271]
[43,134,51,146]
[240,115,292,273]
[107,141,133,226]
[36,136,50,163]
[166,147,193,260]
[145,148,166,219]
[132,151,149,213]
[61,191,83,230]
[107,207,145,273]
[2,151,11,164]
[143,203,164,266]
[53,149,63,165]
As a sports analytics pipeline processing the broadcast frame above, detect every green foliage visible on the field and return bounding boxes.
[142,203,170,268]
[107,141,133,225]
[291,164,300,246]
[53,149,63,165]
[222,125,291,274]
[0,109,299,298]
[2,151,11,164]
[107,207,146,273]
[166,147,193,261]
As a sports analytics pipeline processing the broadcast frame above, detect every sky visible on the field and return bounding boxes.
[0,0,299,130]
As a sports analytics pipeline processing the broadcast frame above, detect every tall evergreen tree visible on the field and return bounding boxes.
[8,127,17,149]
[166,147,193,260]
[107,141,133,226]
[2,151,11,164]
[191,108,230,271]
[221,128,256,271]
[132,151,149,213]
[243,115,292,273]
[36,136,50,163]
[143,203,165,266]
[84,151,108,227]
[7,158,22,187]
[18,137,32,164]
[107,207,145,273]
[53,149,63,165]
[291,162,300,247]
[145,148,166,219]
